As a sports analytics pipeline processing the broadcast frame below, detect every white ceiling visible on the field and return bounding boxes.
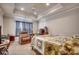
[0,3,79,21]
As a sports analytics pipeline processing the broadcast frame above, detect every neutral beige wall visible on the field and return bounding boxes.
[3,16,33,36]
[38,8,79,36]
[38,19,47,29]
[33,21,38,33]
[0,14,3,34]
[3,17,16,35]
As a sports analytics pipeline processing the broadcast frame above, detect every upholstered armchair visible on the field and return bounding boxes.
[19,32,31,45]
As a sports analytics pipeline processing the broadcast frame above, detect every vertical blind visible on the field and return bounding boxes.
[16,21,33,36]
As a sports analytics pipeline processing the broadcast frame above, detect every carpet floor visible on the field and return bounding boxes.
[8,40,35,55]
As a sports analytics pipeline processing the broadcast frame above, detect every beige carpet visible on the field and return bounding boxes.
[8,40,35,55]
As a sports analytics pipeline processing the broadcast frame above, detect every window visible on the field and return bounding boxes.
[16,21,33,36]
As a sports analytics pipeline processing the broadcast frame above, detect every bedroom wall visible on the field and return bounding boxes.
[3,16,16,35]
[33,21,39,33]
[0,15,3,34]
[0,8,3,34]
[38,7,79,36]
[3,16,33,36]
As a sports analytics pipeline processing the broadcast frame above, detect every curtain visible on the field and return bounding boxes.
[16,21,33,36]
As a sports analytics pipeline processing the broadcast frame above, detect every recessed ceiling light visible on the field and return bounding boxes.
[21,8,24,11]
[34,12,37,15]
[32,7,35,10]
[46,3,50,6]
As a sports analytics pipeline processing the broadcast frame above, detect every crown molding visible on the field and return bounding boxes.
[45,4,79,20]
[37,4,62,20]
[38,4,79,21]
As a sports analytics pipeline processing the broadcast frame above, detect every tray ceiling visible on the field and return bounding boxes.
[0,3,79,21]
